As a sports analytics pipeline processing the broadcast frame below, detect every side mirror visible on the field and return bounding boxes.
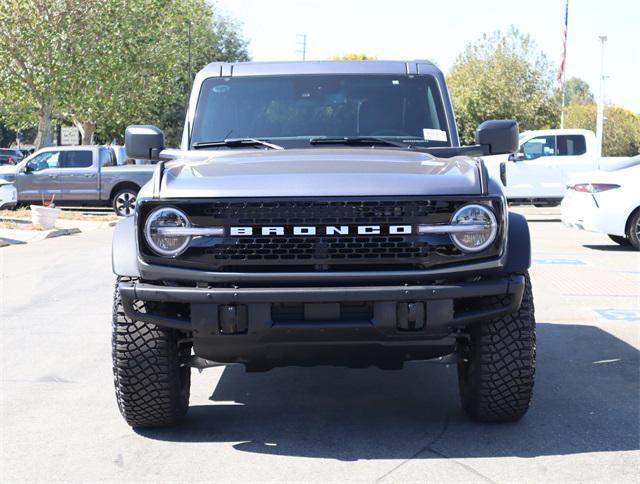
[476,120,519,155]
[508,152,525,162]
[125,125,165,160]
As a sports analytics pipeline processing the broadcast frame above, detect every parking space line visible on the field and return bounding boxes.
[593,309,640,321]
[533,258,586,266]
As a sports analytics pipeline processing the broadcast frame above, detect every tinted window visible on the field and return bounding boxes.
[522,136,556,160]
[557,135,587,156]
[191,74,450,147]
[27,151,61,171]
[61,150,93,168]
[0,149,23,165]
[100,148,115,167]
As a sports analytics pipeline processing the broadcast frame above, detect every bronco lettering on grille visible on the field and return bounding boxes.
[229,225,412,236]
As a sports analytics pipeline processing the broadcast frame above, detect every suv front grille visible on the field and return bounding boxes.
[138,197,503,272]
[208,235,433,262]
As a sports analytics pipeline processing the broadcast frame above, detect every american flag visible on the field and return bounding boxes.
[557,0,569,84]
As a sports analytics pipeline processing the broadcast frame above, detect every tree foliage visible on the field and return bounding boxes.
[0,0,249,148]
[329,53,378,60]
[447,28,559,144]
[563,77,594,105]
[564,104,640,157]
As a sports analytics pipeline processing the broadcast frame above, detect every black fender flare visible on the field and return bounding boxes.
[504,212,531,274]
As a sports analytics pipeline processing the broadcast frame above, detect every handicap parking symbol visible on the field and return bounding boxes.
[593,309,640,321]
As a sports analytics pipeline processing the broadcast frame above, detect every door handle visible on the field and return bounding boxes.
[83,174,93,178]
[48,175,58,179]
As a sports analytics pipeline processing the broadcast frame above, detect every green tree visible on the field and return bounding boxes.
[0,0,249,148]
[329,53,378,60]
[0,0,92,148]
[563,77,594,105]
[447,28,559,144]
[565,104,640,157]
[71,1,248,146]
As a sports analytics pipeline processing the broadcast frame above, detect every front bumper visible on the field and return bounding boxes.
[118,275,525,369]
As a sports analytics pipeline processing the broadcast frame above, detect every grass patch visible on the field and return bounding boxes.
[0,207,118,222]
[0,221,43,230]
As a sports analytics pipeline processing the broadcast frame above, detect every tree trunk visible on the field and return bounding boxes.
[34,100,54,149]
[73,119,97,145]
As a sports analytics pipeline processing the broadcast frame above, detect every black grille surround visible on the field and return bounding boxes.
[138,197,505,272]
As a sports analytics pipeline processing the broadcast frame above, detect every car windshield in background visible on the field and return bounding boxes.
[0,149,23,165]
[191,75,450,148]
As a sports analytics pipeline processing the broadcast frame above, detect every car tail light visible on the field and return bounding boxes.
[571,183,620,193]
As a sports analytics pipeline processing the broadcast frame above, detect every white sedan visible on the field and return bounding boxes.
[0,178,17,210]
[561,157,640,250]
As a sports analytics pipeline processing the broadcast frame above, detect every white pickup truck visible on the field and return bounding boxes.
[484,129,600,205]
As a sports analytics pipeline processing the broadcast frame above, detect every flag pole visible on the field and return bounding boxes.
[560,68,566,129]
[559,0,569,129]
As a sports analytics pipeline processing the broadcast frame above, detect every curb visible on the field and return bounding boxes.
[37,227,83,240]
[0,227,82,246]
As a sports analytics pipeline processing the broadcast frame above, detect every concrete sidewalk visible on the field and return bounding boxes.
[0,217,116,246]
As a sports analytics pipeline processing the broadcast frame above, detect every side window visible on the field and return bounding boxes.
[557,135,587,156]
[100,148,115,167]
[26,151,61,172]
[61,150,93,169]
[521,136,556,160]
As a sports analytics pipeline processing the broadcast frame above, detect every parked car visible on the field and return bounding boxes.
[484,129,606,205]
[19,148,35,158]
[11,145,155,216]
[561,155,640,249]
[0,179,17,209]
[0,148,25,166]
[111,59,535,428]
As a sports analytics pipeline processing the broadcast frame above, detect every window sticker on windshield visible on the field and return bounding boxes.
[423,129,447,142]
[392,80,400,85]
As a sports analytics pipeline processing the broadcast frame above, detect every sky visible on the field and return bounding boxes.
[214,0,639,112]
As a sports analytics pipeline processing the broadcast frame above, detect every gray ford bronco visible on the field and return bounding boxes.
[112,60,535,428]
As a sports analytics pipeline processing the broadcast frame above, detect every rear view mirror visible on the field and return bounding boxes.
[125,125,165,160]
[476,120,519,155]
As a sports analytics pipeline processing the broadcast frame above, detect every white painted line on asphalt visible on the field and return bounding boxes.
[593,309,640,321]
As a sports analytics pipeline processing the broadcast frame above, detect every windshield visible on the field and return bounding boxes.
[191,74,450,148]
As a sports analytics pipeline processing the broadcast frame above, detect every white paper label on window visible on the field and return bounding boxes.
[423,129,448,142]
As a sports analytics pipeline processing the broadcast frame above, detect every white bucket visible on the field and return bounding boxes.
[30,205,61,230]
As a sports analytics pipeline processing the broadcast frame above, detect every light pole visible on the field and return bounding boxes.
[595,35,607,161]
[296,34,307,61]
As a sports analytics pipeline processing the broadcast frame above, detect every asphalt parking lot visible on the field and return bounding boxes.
[1,208,638,483]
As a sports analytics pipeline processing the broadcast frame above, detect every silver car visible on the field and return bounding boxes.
[13,145,155,215]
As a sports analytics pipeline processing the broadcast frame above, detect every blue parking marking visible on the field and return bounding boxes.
[593,309,640,321]
[533,258,586,266]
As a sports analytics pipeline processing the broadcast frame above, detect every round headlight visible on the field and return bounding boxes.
[449,204,497,253]
[144,207,191,257]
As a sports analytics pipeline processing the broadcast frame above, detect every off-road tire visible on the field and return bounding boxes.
[457,273,536,423]
[626,209,640,251]
[608,234,630,246]
[112,277,191,428]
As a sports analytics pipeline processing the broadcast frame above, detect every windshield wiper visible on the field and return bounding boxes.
[192,138,284,150]
[308,136,408,148]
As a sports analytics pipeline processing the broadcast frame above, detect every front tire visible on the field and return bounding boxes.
[608,234,630,246]
[112,278,191,428]
[457,273,536,422]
